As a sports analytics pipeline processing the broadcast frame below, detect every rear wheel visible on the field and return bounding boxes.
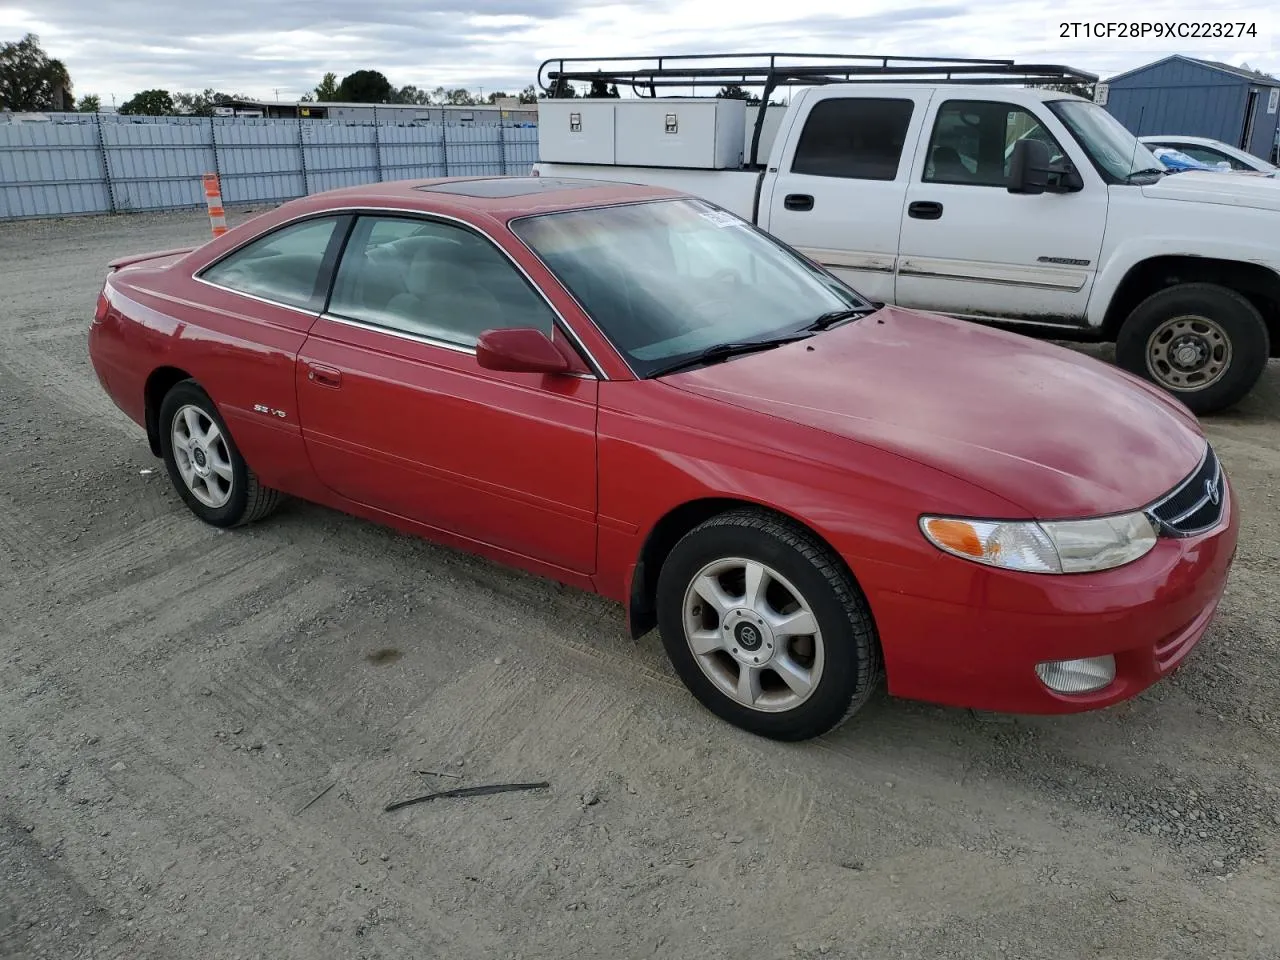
[1115,282,1269,415]
[655,508,880,741]
[158,380,282,527]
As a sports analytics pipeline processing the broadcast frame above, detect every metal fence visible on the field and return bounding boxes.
[0,112,541,220]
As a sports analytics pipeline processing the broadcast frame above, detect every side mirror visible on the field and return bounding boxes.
[1007,138,1082,194]
[475,327,570,374]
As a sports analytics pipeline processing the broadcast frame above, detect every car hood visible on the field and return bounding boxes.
[1141,169,1280,211]
[665,307,1206,519]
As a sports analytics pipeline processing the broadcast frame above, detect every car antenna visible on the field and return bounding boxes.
[1129,105,1145,173]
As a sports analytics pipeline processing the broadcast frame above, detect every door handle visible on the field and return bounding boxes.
[783,193,814,211]
[907,201,943,220]
[306,363,341,388]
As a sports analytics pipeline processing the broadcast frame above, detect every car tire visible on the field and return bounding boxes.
[654,508,881,741]
[1115,282,1269,415]
[157,379,282,527]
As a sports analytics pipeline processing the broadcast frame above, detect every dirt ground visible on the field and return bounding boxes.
[1,208,1278,960]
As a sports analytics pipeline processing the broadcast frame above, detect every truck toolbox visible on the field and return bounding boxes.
[539,96,748,169]
[614,98,746,169]
[537,100,618,164]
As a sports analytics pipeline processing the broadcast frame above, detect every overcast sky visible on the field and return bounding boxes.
[3,0,1276,106]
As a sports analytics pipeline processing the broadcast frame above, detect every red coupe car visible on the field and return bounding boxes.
[89,177,1239,740]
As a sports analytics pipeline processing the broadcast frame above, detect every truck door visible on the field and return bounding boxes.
[894,96,1109,326]
[761,88,933,304]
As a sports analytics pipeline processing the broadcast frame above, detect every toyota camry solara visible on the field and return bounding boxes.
[88,177,1239,741]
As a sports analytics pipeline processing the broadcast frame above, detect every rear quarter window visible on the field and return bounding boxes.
[200,217,341,309]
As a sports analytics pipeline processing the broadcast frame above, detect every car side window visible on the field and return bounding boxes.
[327,215,556,348]
[790,98,915,181]
[200,217,341,309]
[924,100,1066,187]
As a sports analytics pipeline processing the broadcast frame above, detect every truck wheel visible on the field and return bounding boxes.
[654,508,880,741]
[158,380,283,528]
[1115,283,1269,415]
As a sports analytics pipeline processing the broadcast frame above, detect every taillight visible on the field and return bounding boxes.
[94,288,110,324]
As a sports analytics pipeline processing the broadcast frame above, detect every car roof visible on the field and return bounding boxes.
[279,176,686,223]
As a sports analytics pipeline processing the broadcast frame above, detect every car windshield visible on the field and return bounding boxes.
[1048,99,1165,182]
[510,198,867,377]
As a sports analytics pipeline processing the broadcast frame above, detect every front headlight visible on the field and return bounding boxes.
[920,512,1157,574]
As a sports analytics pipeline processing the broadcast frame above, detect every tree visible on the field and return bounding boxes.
[547,77,576,99]
[77,94,100,113]
[314,72,339,101]
[588,75,620,98]
[485,91,509,104]
[392,84,433,105]
[336,69,392,103]
[119,89,175,116]
[0,33,74,111]
[717,84,761,104]
[443,87,478,105]
[517,84,538,105]
[173,88,244,117]
[299,93,315,103]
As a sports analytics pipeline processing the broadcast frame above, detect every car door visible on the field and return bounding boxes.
[294,213,599,575]
[183,213,351,495]
[761,90,932,304]
[895,97,1109,325]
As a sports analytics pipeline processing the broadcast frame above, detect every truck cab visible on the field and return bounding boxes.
[533,54,1280,414]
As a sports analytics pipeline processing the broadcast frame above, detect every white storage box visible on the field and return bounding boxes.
[614,98,747,169]
[537,100,617,164]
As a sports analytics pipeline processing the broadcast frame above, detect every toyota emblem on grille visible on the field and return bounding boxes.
[1205,477,1220,506]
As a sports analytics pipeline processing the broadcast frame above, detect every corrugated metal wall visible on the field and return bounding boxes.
[0,113,540,220]
[1103,59,1248,144]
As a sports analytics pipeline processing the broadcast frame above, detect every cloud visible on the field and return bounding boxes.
[7,0,1276,106]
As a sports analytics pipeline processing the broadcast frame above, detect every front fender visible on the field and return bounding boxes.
[1088,236,1280,328]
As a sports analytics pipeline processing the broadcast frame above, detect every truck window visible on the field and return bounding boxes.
[924,100,1065,187]
[790,98,914,181]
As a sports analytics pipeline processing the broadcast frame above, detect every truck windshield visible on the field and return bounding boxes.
[1048,100,1165,182]
[510,198,867,377]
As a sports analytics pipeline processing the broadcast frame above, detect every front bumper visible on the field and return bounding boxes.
[869,480,1239,714]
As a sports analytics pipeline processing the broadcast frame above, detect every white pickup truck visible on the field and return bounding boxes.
[532,54,1279,414]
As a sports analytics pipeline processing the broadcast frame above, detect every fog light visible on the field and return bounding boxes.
[1035,655,1116,694]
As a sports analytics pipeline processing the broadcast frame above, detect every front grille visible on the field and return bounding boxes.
[1146,444,1225,537]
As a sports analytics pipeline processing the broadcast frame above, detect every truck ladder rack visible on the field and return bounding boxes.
[538,53,1099,166]
[538,52,1098,93]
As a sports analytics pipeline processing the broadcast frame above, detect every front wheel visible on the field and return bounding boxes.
[1115,282,1269,415]
[655,509,881,741]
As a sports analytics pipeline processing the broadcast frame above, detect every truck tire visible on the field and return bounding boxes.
[1115,282,1269,415]
[654,507,881,741]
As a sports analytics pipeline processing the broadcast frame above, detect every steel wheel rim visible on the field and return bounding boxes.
[681,557,825,713]
[170,404,234,509]
[1146,314,1232,392]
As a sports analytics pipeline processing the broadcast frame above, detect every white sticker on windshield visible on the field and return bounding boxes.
[698,208,741,228]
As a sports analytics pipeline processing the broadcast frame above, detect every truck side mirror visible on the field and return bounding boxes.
[1008,139,1051,194]
[1008,139,1083,194]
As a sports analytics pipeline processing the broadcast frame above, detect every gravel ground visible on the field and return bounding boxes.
[1,208,1278,960]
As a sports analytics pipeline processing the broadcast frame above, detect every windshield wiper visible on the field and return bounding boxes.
[1124,167,1166,182]
[803,306,877,332]
[647,332,813,378]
